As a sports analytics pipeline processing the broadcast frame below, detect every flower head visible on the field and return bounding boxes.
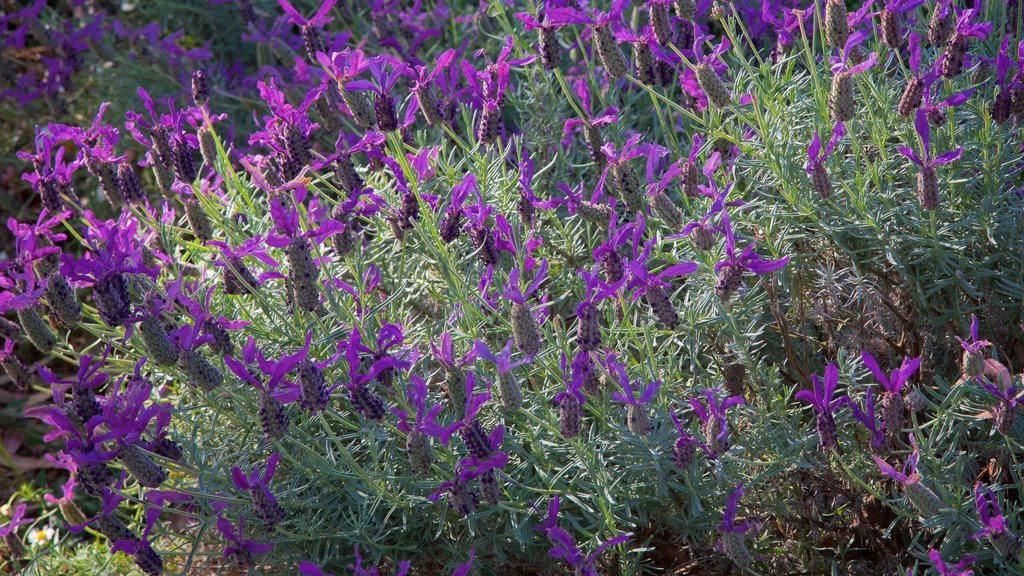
[829,30,879,75]
[929,549,976,576]
[897,109,964,168]
[806,122,845,174]
[718,484,752,534]
[532,495,631,576]
[955,314,991,356]
[795,363,847,415]
[392,374,448,438]
[503,259,548,306]
[218,515,274,566]
[973,483,1010,540]
[714,212,790,276]
[0,503,33,538]
[850,386,886,450]
[861,350,920,395]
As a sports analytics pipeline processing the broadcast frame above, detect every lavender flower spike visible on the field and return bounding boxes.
[713,212,790,302]
[805,122,845,199]
[956,314,990,378]
[862,349,920,446]
[392,374,447,473]
[690,388,745,456]
[532,495,631,576]
[973,483,1023,562]
[611,371,661,437]
[928,549,977,576]
[231,453,285,531]
[874,434,944,519]
[476,339,529,410]
[718,484,755,569]
[504,259,548,356]
[669,410,713,470]
[850,386,887,454]
[794,363,847,451]
[896,108,964,210]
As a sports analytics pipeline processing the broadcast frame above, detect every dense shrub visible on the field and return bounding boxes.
[2,1,1023,575]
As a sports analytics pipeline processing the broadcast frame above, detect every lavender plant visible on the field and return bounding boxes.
[2,1,1023,575]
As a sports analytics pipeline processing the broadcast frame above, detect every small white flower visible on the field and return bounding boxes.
[28,526,55,547]
[0,503,11,517]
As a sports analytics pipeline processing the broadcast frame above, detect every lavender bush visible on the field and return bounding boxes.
[2,1,1024,575]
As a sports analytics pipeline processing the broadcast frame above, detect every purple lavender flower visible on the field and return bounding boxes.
[90,373,170,488]
[346,56,410,133]
[761,1,807,61]
[439,370,503,461]
[690,388,745,456]
[563,79,619,169]
[928,549,976,576]
[555,352,587,439]
[918,72,973,128]
[878,0,925,50]
[532,495,631,576]
[805,122,845,199]
[794,363,847,451]
[428,330,476,407]
[713,212,790,302]
[669,409,712,470]
[338,326,391,421]
[66,487,140,555]
[625,216,698,330]
[66,213,157,327]
[429,451,509,515]
[225,335,310,437]
[956,314,991,378]
[410,49,457,126]
[171,318,224,392]
[253,78,326,181]
[318,48,378,128]
[0,503,34,546]
[218,515,274,568]
[476,339,529,410]
[850,386,887,454]
[574,269,616,351]
[981,380,1018,437]
[897,32,927,117]
[209,235,280,296]
[827,31,878,122]
[392,373,448,473]
[596,134,649,212]
[973,483,1023,562]
[277,0,336,61]
[991,36,1022,125]
[862,349,920,446]
[514,7,589,70]
[671,155,743,252]
[504,260,548,356]
[461,36,535,144]
[232,452,285,531]
[607,355,660,436]
[691,27,733,109]
[436,174,476,244]
[874,434,944,518]
[940,6,992,78]
[266,194,343,312]
[718,484,755,569]
[17,134,82,213]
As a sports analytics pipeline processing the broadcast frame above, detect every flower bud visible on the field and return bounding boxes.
[511,303,542,356]
[46,272,81,327]
[140,315,179,366]
[118,443,168,488]
[179,348,223,391]
[17,307,56,354]
[594,24,628,79]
